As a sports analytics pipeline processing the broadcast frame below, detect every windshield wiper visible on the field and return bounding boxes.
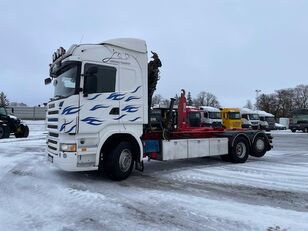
[52,95,65,101]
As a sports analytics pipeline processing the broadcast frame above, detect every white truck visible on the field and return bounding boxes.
[240,108,260,130]
[199,106,222,128]
[257,110,275,131]
[45,38,272,180]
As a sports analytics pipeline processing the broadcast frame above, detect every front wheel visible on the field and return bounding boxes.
[104,142,134,181]
[229,137,249,163]
[0,125,10,139]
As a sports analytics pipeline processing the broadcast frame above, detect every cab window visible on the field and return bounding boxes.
[84,64,116,94]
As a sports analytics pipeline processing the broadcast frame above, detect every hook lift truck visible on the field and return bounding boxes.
[45,38,272,180]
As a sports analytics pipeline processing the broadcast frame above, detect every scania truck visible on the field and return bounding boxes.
[45,38,272,180]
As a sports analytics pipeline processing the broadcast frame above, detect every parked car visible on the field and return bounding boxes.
[275,123,287,130]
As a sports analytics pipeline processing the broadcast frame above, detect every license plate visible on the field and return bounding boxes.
[48,154,53,163]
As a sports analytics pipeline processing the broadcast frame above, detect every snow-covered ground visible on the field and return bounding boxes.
[0,121,307,231]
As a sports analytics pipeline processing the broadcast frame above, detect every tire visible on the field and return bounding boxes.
[291,129,296,133]
[250,135,268,157]
[229,137,249,163]
[0,125,10,139]
[22,125,29,138]
[104,141,134,181]
[15,124,29,138]
[304,127,308,133]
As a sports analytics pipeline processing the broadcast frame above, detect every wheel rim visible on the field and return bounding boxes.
[255,138,265,152]
[119,149,132,172]
[235,142,246,158]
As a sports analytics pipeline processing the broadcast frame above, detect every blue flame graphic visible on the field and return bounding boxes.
[113,114,127,120]
[122,105,139,113]
[61,105,81,115]
[60,120,74,132]
[125,96,141,102]
[88,94,102,100]
[129,117,141,122]
[66,125,76,133]
[90,104,110,111]
[107,92,126,101]
[81,117,104,126]
[131,86,141,93]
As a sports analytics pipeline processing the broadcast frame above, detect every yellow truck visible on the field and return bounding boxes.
[220,108,242,129]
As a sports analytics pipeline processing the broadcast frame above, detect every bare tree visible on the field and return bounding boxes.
[193,91,220,108]
[151,94,163,106]
[293,84,308,109]
[244,100,253,109]
[275,88,294,117]
[256,93,279,115]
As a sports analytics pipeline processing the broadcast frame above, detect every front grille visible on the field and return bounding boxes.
[49,132,59,137]
[48,139,57,145]
[48,125,58,129]
[48,110,59,115]
[48,118,58,122]
[48,145,57,151]
[46,101,61,154]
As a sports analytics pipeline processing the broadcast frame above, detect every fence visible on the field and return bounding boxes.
[8,106,46,120]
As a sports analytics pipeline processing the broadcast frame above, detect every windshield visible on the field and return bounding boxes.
[228,112,240,120]
[0,107,7,116]
[249,114,259,120]
[209,112,221,119]
[265,117,275,123]
[188,112,201,127]
[53,62,80,98]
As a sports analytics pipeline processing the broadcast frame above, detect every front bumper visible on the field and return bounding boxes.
[47,151,98,172]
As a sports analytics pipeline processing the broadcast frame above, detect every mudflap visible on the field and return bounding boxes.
[135,160,144,172]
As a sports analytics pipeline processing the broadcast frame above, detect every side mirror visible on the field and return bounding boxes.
[45,77,52,85]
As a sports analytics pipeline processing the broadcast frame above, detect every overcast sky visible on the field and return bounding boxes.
[1,0,307,107]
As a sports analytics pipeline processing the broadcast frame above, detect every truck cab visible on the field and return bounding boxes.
[45,38,148,179]
[289,109,308,133]
[220,108,242,129]
[199,106,222,128]
[257,110,275,131]
[240,108,260,130]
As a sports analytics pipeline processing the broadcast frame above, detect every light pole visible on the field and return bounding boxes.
[255,89,261,110]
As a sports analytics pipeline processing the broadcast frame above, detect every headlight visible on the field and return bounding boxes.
[60,143,77,152]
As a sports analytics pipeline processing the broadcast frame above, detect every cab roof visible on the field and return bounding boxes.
[100,38,147,53]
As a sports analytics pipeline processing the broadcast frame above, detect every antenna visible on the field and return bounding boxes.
[79,34,84,44]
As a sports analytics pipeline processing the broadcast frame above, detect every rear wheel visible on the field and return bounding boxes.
[15,124,29,138]
[291,129,296,133]
[0,125,10,139]
[250,135,267,157]
[104,141,134,181]
[229,137,249,163]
